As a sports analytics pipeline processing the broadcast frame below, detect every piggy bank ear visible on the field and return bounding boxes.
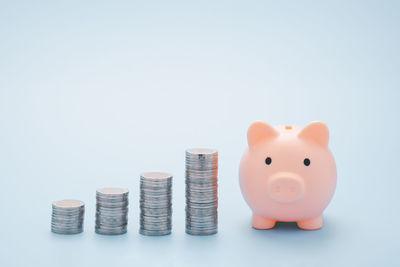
[298,121,329,147]
[247,121,279,148]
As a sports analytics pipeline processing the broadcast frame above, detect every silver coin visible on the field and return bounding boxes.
[52,199,84,209]
[141,171,172,180]
[97,187,129,195]
[186,229,217,236]
[139,229,171,236]
[52,228,83,235]
[141,209,172,217]
[95,227,127,235]
[185,148,218,157]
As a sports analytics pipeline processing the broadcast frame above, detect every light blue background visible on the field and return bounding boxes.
[1,1,399,266]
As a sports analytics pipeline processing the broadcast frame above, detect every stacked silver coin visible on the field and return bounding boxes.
[95,187,129,235]
[51,199,84,234]
[185,148,218,235]
[140,172,173,236]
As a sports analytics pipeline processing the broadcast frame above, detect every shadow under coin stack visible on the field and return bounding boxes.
[51,199,84,234]
[95,187,129,235]
[140,172,173,236]
[185,148,218,235]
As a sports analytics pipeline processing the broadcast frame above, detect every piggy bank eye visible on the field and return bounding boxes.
[265,157,272,165]
[304,158,311,166]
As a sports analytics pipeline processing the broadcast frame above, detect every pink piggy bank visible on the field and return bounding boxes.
[239,121,337,230]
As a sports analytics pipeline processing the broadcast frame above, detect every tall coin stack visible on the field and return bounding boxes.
[185,148,218,235]
[95,187,129,235]
[51,199,84,234]
[140,172,173,236]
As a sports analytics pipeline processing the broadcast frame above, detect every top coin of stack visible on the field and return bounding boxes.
[95,187,129,235]
[139,171,173,236]
[51,199,85,234]
[185,148,218,235]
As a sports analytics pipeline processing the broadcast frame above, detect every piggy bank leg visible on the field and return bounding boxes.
[252,214,276,229]
[297,215,323,230]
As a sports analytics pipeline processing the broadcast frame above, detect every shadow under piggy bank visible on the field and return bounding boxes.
[249,215,338,248]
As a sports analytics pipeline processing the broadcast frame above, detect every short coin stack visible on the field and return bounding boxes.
[95,187,129,235]
[140,172,173,236]
[51,199,84,234]
[185,148,218,235]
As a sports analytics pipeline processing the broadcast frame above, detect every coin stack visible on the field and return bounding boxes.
[185,148,218,235]
[95,187,129,235]
[51,199,85,234]
[140,172,173,236]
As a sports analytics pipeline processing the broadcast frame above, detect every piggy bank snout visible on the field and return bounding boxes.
[267,173,305,204]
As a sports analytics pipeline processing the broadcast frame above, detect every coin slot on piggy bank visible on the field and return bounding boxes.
[285,125,293,130]
[239,121,337,230]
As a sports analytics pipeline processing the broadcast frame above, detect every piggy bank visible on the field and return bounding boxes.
[239,121,336,230]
